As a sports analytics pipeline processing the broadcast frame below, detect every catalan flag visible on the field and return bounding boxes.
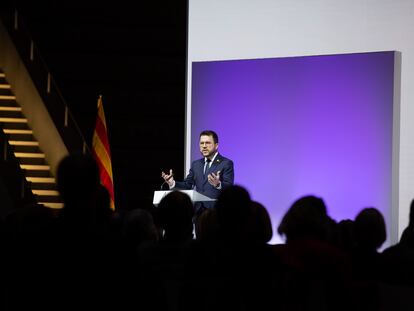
[92,95,115,210]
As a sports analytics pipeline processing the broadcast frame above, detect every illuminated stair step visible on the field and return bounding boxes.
[0,73,5,78]
[0,95,16,100]
[26,177,56,183]
[9,141,39,146]
[40,202,64,209]
[0,84,11,89]
[20,164,50,170]
[14,152,45,158]
[0,117,27,123]
[32,190,60,196]
[3,129,33,134]
[0,106,20,111]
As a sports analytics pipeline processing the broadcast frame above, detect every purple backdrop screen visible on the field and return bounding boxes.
[191,52,395,243]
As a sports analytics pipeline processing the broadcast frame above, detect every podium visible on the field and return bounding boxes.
[153,190,216,206]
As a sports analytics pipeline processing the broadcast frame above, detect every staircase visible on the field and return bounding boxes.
[0,70,64,209]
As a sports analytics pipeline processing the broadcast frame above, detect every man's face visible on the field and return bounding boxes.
[199,135,218,159]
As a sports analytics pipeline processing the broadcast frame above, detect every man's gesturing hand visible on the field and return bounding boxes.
[208,170,221,188]
[161,169,175,187]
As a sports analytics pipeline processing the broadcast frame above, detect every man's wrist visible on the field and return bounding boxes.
[169,180,176,189]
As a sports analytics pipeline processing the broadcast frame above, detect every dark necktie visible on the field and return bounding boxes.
[204,158,211,176]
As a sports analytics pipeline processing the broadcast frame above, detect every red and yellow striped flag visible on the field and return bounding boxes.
[92,95,115,210]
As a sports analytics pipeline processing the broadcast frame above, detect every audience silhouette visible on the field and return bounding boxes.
[2,155,414,311]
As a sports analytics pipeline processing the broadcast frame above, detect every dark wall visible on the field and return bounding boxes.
[13,1,188,209]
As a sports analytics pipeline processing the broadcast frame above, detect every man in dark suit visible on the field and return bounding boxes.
[161,130,234,214]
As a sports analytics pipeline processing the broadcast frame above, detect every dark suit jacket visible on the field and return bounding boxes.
[174,153,234,202]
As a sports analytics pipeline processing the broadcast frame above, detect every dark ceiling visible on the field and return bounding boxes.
[7,1,188,209]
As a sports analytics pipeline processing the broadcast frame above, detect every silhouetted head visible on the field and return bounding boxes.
[157,191,194,242]
[336,219,355,252]
[251,201,273,244]
[215,185,252,241]
[195,208,219,242]
[57,153,100,206]
[399,199,414,246]
[123,208,158,244]
[354,207,386,251]
[409,199,414,227]
[3,203,55,238]
[278,195,329,242]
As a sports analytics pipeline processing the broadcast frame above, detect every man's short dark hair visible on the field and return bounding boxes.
[200,130,219,144]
